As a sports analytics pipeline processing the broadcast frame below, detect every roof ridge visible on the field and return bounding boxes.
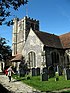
[59,32,70,37]
[35,30,59,37]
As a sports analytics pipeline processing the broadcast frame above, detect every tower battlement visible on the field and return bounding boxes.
[23,16,39,23]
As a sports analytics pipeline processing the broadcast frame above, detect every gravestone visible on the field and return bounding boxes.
[35,67,40,76]
[41,67,48,81]
[63,68,70,80]
[41,73,48,81]
[56,65,63,76]
[63,68,67,80]
[31,68,40,76]
[55,72,59,81]
[48,66,55,78]
[32,68,36,76]
[43,67,48,74]
[20,69,25,77]
[59,66,63,76]
[66,69,70,80]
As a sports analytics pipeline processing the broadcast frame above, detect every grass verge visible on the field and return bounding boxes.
[12,75,70,92]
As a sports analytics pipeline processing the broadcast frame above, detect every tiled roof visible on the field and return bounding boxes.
[34,31,70,49]
[35,31,63,48]
[59,32,70,49]
[11,54,22,62]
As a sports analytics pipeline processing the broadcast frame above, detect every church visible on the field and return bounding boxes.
[11,16,70,73]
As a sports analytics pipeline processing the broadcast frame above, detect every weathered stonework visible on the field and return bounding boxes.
[23,29,44,68]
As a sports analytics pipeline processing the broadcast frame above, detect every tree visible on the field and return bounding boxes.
[0,0,28,25]
[19,59,28,77]
[0,37,12,61]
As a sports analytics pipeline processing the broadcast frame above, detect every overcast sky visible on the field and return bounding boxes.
[0,0,70,46]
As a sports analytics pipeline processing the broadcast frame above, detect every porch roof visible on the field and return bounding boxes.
[11,54,23,62]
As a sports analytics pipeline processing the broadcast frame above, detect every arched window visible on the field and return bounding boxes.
[51,52,59,66]
[28,51,36,67]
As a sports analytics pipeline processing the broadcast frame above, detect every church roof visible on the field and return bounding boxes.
[34,31,70,49]
[11,54,23,62]
[59,32,70,49]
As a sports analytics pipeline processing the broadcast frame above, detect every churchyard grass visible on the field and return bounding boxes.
[12,75,70,92]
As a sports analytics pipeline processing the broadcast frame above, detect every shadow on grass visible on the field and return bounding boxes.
[12,78,25,82]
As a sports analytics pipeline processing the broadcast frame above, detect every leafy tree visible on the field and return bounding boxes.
[0,0,28,25]
[0,37,12,61]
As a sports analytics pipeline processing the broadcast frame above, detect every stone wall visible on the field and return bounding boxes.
[22,29,44,68]
[12,16,40,56]
[44,46,65,67]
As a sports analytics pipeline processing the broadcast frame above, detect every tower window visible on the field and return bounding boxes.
[31,23,34,30]
[35,24,39,30]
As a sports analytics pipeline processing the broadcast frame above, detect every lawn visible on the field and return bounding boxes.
[12,75,70,92]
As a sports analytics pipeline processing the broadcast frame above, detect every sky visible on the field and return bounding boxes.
[0,0,70,47]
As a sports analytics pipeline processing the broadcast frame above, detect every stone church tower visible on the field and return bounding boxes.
[12,16,39,56]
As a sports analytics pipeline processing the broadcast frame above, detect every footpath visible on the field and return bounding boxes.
[0,73,70,93]
[0,73,40,93]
